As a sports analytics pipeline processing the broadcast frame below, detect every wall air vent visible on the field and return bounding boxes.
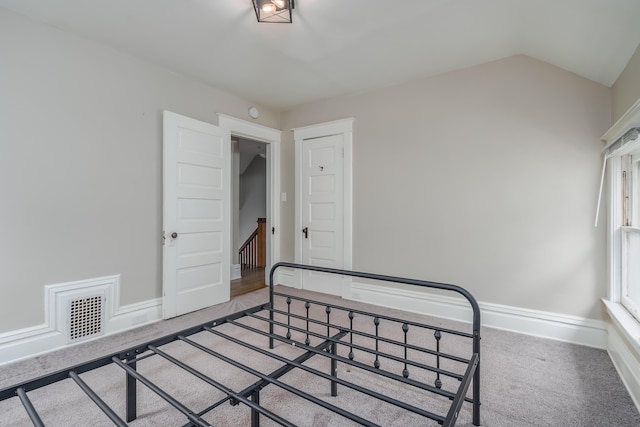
[68,295,104,343]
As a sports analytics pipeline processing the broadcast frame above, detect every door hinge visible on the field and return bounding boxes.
[272,227,275,235]
[162,230,166,246]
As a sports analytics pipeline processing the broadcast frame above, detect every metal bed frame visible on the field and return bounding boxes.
[0,263,481,426]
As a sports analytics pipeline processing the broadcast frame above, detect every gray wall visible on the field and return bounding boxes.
[612,42,640,124]
[0,9,279,333]
[281,55,611,321]
[239,156,267,245]
[0,6,622,335]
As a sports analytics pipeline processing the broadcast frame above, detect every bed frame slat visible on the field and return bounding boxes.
[1,263,480,426]
[203,325,446,424]
[16,387,45,427]
[177,335,379,427]
[68,370,128,427]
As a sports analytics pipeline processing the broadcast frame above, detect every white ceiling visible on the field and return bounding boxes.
[2,0,640,111]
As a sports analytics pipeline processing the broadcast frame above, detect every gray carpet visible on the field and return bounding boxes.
[0,286,638,426]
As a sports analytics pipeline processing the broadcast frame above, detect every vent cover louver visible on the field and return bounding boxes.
[68,295,104,342]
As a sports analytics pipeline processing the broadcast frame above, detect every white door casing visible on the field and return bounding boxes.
[217,114,282,286]
[294,118,354,297]
[163,111,231,318]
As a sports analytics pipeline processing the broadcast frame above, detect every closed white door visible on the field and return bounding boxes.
[163,111,230,318]
[300,134,344,294]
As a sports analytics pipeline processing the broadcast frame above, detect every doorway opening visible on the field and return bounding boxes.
[232,137,268,297]
[217,113,281,300]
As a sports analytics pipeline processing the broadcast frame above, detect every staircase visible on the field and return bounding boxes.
[239,218,266,269]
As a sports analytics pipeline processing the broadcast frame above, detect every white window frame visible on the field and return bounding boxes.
[619,151,640,320]
[602,99,640,350]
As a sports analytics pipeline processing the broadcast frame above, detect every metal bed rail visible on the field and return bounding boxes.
[268,262,481,426]
[0,263,480,426]
[0,304,268,426]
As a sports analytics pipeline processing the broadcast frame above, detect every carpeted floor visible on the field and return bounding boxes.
[0,286,638,426]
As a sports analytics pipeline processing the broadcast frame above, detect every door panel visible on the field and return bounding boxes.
[176,232,222,268]
[300,134,344,295]
[163,111,230,318]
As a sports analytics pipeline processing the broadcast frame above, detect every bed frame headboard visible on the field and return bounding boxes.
[268,262,481,426]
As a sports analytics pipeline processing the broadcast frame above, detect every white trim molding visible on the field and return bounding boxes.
[608,328,640,413]
[602,97,640,148]
[273,267,299,289]
[607,323,640,412]
[231,264,242,280]
[217,113,282,276]
[293,118,354,274]
[604,298,640,412]
[291,118,354,141]
[604,299,640,354]
[218,114,281,142]
[0,276,162,366]
[349,281,608,349]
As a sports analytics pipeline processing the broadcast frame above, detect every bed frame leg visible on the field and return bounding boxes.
[473,360,480,426]
[126,356,137,422]
[330,342,338,397]
[473,328,481,426]
[251,389,260,427]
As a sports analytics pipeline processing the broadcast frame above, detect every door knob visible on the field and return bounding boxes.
[171,232,178,238]
[302,227,308,239]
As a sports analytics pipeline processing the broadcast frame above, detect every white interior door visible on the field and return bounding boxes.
[300,134,344,294]
[163,111,230,319]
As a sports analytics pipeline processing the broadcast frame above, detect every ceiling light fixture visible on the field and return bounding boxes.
[252,0,294,23]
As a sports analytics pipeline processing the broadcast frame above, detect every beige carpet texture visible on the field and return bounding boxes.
[0,286,638,426]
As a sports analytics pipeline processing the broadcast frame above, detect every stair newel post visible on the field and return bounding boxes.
[257,218,266,268]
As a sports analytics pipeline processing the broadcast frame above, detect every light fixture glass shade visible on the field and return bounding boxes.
[262,3,276,13]
[252,0,294,23]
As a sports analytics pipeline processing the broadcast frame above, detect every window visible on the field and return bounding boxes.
[620,150,640,320]
[604,121,640,327]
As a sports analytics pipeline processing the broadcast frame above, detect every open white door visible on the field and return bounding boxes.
[163,111,231,319]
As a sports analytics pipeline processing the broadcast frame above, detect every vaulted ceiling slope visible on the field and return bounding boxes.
[1,0,639,111]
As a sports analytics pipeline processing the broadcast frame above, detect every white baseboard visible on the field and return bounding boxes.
[106,297,163,334]
[607,323,640,413]
[603,300,640,413]
[0,274,612,368]
[0,266,302,365]
[0,275,162,366]
[274,267,299,288]
[231,264,242,280]
[349,281,608,349]
[0,299,162,366]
